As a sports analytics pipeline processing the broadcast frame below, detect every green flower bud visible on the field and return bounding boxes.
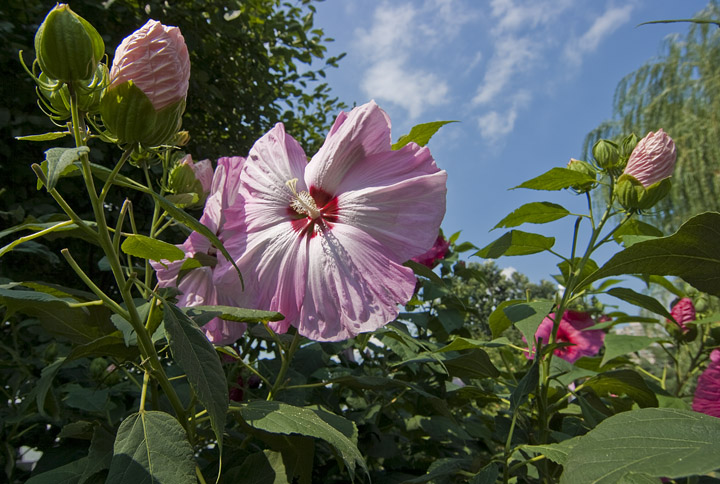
[167,155,212,208]
[567,158,597,193]
[592,139,621,170]
[616,174,671,211]
[37,62,108,118]
[620,133,639,159]
[34,4,104,82]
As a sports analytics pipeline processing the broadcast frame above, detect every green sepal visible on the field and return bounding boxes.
[34,4,104,82]
[100,80,185,148]
[617,174,671,211]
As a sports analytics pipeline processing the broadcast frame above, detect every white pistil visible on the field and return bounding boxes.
[286,178,321,219]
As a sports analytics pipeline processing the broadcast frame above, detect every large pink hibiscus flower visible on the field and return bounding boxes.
[526,310,605,363]
[693,349,720,418]
[153,156,246,345]
[223,101,447,341]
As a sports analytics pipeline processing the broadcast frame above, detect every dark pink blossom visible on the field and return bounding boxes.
[152,156,246,345]
[411,234,450,268]
[222,101,447,342]
[623,129,677,187]
[693,350,720,418]
[669,297,696,332]
[526,311,605,363]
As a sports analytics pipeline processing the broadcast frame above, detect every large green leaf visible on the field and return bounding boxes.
[44,146,89,191]
[580,212,720,298]
[392,120,457,150]
[488,299,524,338]
[106,411,195,484]
[583,369,658,408]
[510,360,539,412]
[444,349,500,379]
[223,450,287,484]
[493,202,570,229]
[234,400,368,480]
[475,230,555,258]
[514,167,596,191]
[26,457,88,484]
[503,301,555,346]
[601,334,664,366]
[560,408,720,483]
[606,287,673,321]
[612,219,663,245]
[162,301,227,452]
[120,234,185,262]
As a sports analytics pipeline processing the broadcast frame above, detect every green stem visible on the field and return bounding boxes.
[267,330,302,401]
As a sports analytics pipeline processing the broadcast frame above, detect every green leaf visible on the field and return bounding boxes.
[183,305,285,325]
[520,440,578,465]
[514,167,596,191]
[488,299,524,338]
[392,120,457,150]
[225,450,287,484]
[234,400,367,480]
[81,426,115,482]
[643,275,684,298]
[26,457,88,484]
[444,349,500,379]
[106,411,196,484]
[45,147,90,191]
[583,369,658,408]
[0,220,89,259]
[510,360,539,411]
[36,357,65,417]
[557,257,599,289]
[493,202,570,229]
[613,219,663,245]
[404,259,444,285]
[120,234,185,262]
[475,230,555,258]
[436,337,510,352]
[162,301,227,453]
[579,212,720,298]
[503,301,555,346]
[0,219,95,242]
[606,287,673,321]
[601,334,663,366]
[560,408,720,483]
[16,131,70,141]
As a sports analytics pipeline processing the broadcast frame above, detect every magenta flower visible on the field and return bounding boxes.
[669,297,696,332]
[693,349,720,418]
[623,129,677,187]
[526,311,605,363]
[152,156,246,345]
[411,234,450,268]
[223,101,447,342]
[109,19,190,110]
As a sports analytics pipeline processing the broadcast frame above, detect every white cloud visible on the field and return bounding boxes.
[472,36,534,105]
[477,91,529,143]
[361,61,449,119]
[564,4,634,65]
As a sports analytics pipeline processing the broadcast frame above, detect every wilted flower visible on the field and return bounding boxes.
[669,297,696,332]
[222,101,447,342]
[623,129,677,187]
[526,310,605,363]
[692,349,720,418]
[101,20,190,147]
[152,156,246,345]
[411,234,450,268]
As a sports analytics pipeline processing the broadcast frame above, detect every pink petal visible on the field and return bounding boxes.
[623,129,677,187]
[693,350,720,418]
[298,224,416,341]
[305,101,393,195]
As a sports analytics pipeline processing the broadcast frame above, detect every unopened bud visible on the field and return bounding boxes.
[592,139,620,170]
[34,4,104,82]
[566,158,597,193]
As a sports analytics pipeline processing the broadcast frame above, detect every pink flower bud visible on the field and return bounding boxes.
[109,20,190,110]
[669,297,696,332]
[180,155,213,194]
[622,129,677,187]
[411,234,450,268]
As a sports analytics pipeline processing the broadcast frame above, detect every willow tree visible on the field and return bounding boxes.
[583,1,720,233]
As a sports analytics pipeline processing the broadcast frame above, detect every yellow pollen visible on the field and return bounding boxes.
[286,178,321,219]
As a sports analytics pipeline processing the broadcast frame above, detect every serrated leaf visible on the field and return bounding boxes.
[514,167,596,191]
[162,302,227,454]
[560,408,720,483]
[583,369,658,408]
[45,147,90,191]
[493,202,570,229]
[606,287,674,321]
[235,400,367,480]
[121,234,185,262]
[601,334,663,366]
[392,120,457,150]
[475,230,555,258]
[106,411,195,484]
[503,301,555,346]
[16,131,70,141]
[579,212,720,298]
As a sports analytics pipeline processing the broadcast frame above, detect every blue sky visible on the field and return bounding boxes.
[312,0,710,284]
